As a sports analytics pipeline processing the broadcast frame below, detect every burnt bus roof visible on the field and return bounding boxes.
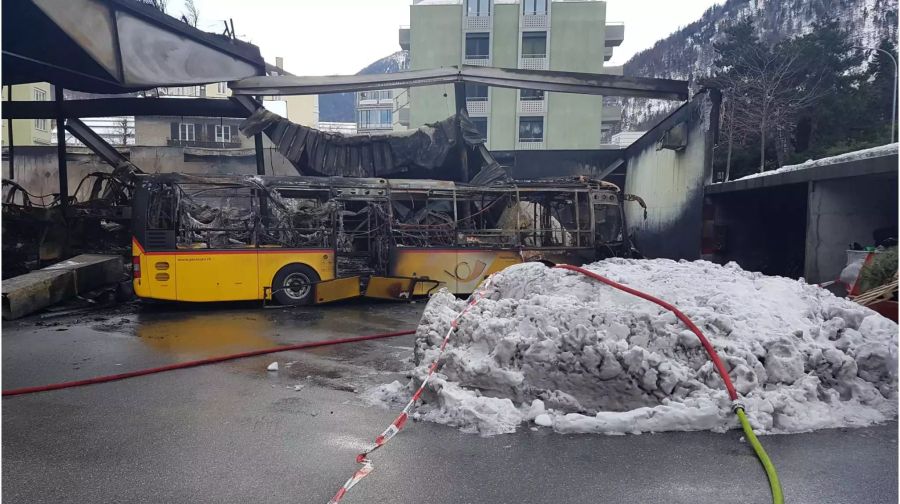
[135,173,621,193]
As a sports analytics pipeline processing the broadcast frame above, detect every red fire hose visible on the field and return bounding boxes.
[2,329,415,397]
[555,264,782,504]
[555,264,738,399]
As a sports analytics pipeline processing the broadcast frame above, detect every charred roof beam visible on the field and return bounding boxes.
[230,65,689,101]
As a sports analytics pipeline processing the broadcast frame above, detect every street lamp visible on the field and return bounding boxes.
[853,45,898,143]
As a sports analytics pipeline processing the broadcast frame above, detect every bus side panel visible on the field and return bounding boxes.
[457,250,521,293]
[145,254,178,300]
[257,250,335,300]
[175,251,259,302]
[389,249,522,295]
[133,240,178,301]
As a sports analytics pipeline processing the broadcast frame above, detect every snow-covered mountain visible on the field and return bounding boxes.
[620,0,898,130]
[319,50,409,122]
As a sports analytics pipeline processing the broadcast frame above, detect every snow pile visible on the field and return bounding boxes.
[367,259,898,436]
[734,143,898,182]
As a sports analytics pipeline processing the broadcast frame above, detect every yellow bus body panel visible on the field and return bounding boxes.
[389,249,522,295]
[133,240,335,302]
[257,250,334,300]
[133,241,178,300]
[175,250,259,302]
[315,276,361,303]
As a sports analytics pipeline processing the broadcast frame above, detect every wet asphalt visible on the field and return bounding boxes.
[2,300,897,504]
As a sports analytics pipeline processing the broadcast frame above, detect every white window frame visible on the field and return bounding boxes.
[33,88,49,131]
[518,116,544,142]
[466,0,491,16]
[215,124,231,143]
[179,123,196,141]
[523,0,548,15]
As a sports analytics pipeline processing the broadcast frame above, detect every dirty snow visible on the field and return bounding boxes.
[732,143,898,182]
[267,362,279,372]
[366,259,898,436]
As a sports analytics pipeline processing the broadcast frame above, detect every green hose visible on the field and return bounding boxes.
[736,407,784,504]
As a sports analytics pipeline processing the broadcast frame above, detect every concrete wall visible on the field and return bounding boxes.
[488,3,519,151]
[623,91,718,259]
[409,4,461,127]
[805,172,899,283]
[546,2,605,149]
[1,145,299,203]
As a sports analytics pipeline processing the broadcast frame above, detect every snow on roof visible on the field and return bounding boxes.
[734,143,899,182]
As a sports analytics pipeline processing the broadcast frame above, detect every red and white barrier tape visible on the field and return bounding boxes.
[327,277,494,504]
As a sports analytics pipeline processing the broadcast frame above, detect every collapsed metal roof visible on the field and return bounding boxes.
[231,65,689,101]
[2,0,265,93]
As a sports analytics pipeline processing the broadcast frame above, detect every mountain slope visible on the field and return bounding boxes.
[620,0,898,129]
[319,50,410,123]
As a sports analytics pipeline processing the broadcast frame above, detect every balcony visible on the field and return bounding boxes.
[466,97,489,115]
[516,139,544,150]
[463,54,491,67]
[604,46,614,62]
[520,13,548,29]
[518,98,546,114]
[464,15,492,31]
[399,26,410,51]
[605,23,624,47]
[601,65,624,76]
[167,139,242,149]
[358,98,394,107]
[519,55,548,70]
[357,123,393,131]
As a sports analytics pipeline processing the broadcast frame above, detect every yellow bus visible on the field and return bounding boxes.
[131,173,636,305]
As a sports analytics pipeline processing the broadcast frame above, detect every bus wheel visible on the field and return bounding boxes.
[272,264,320,306]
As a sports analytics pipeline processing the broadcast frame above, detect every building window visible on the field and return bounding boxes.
[360,90,393,101]
[465,32,490,59]
[215,124,231,143]
[33,88,48,131]
[471,117,488,142]
[522,0,548,15]
[179,123,196,141]
[217,82,227,94]
[466,0,490,16]
[521,32,547,58]
[466,84,489,101]
[520,89,545,101]
[358,109,392,129]
[518,116,544,142]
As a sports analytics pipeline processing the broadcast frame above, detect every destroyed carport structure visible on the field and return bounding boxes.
[1,0,267,276]
[238,107,506,183]
[229,66,688,182]
[1,0,267,205]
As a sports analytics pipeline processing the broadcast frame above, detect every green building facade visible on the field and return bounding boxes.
[406,0,624,150]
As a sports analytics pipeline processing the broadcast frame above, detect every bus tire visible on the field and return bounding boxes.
[272,264,320,306]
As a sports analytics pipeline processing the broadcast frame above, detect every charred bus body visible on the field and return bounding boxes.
[132,173,641,305]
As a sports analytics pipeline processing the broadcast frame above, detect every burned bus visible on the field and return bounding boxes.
[131,173,641,305]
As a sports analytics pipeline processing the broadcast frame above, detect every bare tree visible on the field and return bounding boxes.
[111,117,134,146]
[714,43,825,173]
[183,0,200,28]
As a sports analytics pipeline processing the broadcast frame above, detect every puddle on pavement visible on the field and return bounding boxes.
[136,312,278,359]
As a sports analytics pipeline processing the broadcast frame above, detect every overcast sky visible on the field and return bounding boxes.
[171,0,722,75]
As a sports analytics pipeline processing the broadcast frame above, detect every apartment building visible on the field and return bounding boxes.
[355,88,410,134]
[406,0,624,150]
[135,57,318,149]
[2,83,54,146]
